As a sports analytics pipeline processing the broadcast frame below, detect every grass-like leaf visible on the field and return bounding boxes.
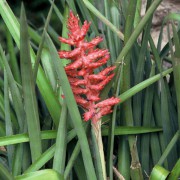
[4,69,14,171]
[15,169,63,180]
[53,102,67,174]
[150,165,169,180]
[6,29,21,84]
[33,0,54,82]
[0,121,5,136]
[171,22,180,129]
[168,159,180,180]
[157,130,180,166]
[119,68,173,103]
[102,126,162,136]
[0,126,162,147]
[0,46,25,132]
[82,0,124,40]
[20,4,42,162]
[141,63,155,174]
[0,163,14,180]
[64,142,80,179]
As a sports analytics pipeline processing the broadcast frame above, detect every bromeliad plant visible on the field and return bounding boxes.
[59,11,120,178]
[0,1,180,180]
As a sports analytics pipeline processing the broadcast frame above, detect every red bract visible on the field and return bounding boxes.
[59,11,120,123]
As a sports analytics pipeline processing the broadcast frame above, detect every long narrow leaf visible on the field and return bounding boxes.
[102,126,162,136]
[171,22,180,129]
[53,102,67,174]
[150,165,169,180]
[0,126,162,147]
[82,0,124,40]
[64,142,80,179]
[0,163,14,180]
[6,29,21,84]
[15,169,63,180]
[141,62,155,174]
[168,159,180,180]
[4,69,14,171]
[33,0,54,82]
[119,68,173,103]
[20,4,42,162]
[157,130,180,166]
[0,46,25,132]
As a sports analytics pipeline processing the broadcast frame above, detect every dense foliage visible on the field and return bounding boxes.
[0,0,179,179]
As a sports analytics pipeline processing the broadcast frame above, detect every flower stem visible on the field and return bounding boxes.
[92,120,107,180]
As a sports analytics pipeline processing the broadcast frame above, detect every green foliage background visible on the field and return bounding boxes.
[0,0,179,179]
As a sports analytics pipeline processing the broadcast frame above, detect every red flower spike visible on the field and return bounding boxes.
[59,48,81,59]
[74,95,88,107]
[95,97,120,108]
[82,37,103,49]
[59,37,75,46]
[64,60,82,70]
[59,11,120,123]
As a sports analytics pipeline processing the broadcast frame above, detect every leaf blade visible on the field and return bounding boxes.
[20,4,42,162]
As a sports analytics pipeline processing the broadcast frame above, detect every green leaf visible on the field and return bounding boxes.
[119,68,173,103]
[167,159,180,180]
[157,13,180,51]
[157,131,180,166]
[41,49,57,90]
[53,102,67,174]
[0,92,5,121]
[102,126,162,136]
[60,5,70,66]
[48,0,64,23]
[104,0,116,64]
[121,1,144,178]
[150,165,169,180]
[133,0,153,127]
[4,69,14,171]
[0,163,14,180]
[64,142,80,179]
[15,169,63,180]
[76,0,99,35]
[0,46,25,132]
[64,123,89,179]
[106,60,121,179]
[33,0,54,81]
[0,121,5,136]
[73,153,87,180]
[6,29,21,84]
[82,0,124,40]
[0,129,75,147]
[20,4,42,162]
[0,46,25,175]
[24,128,79,174]
[141,62,155,174]
[118,137,130,179]
[171,22,180,129]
